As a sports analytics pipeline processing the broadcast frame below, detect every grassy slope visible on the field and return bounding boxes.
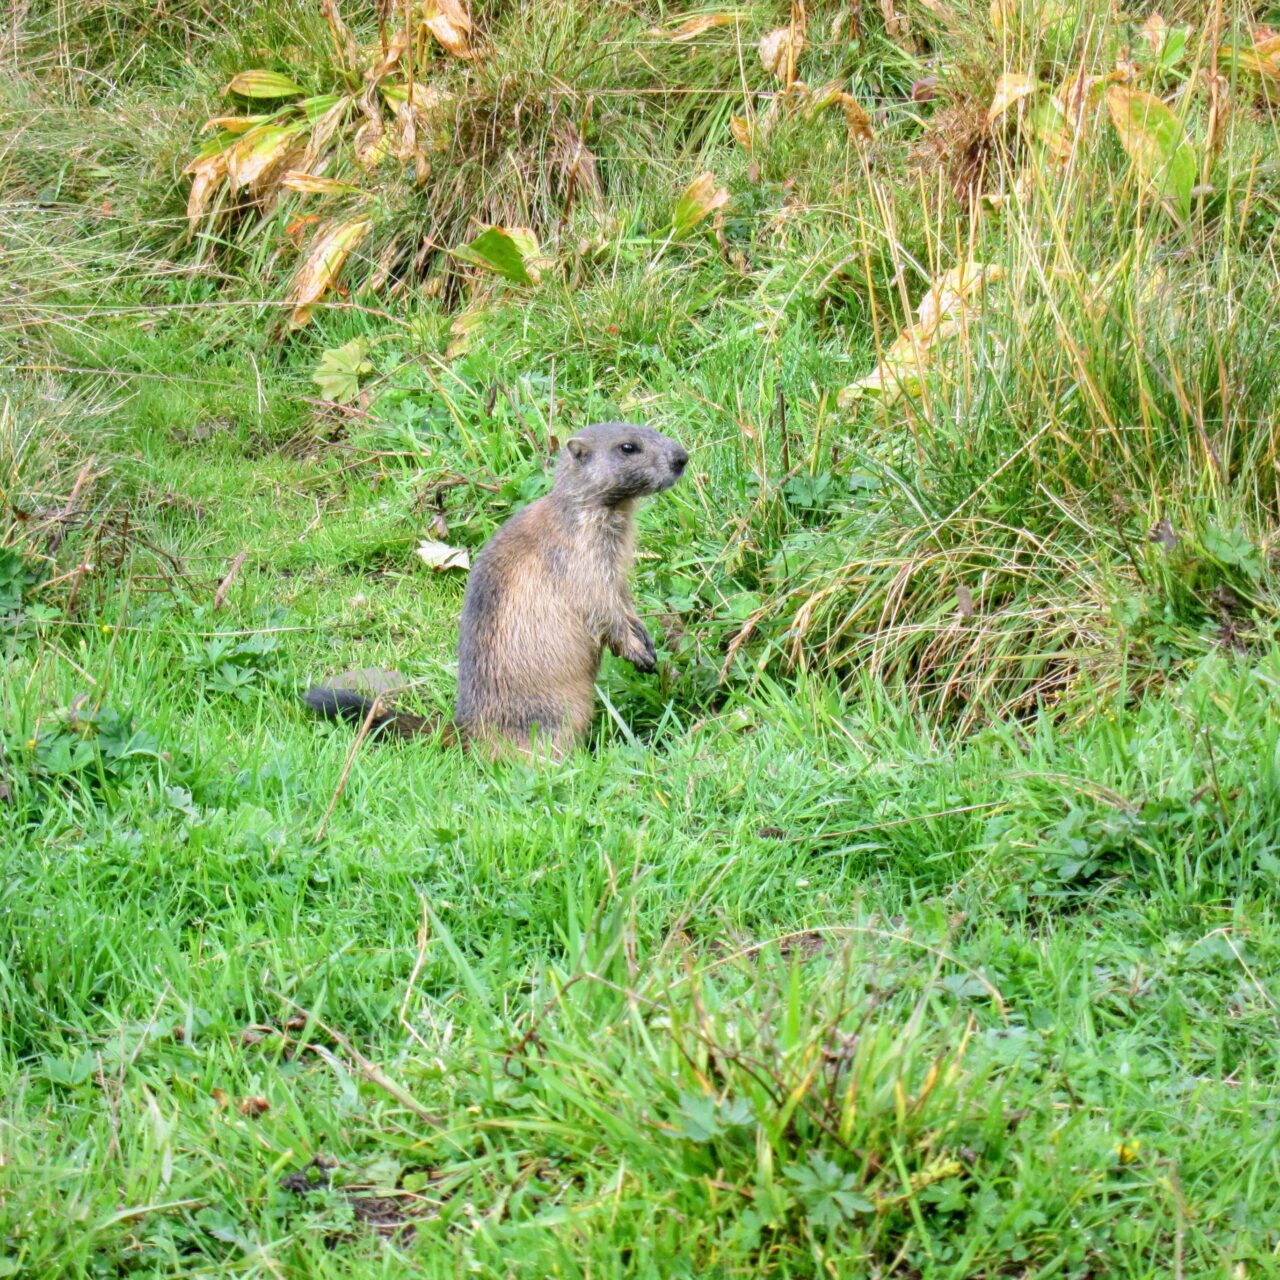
[4,2,1280,1277]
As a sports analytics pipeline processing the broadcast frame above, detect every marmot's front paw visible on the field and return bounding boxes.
[625,617,657,673]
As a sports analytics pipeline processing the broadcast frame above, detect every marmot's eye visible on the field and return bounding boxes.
[618,442,640,454]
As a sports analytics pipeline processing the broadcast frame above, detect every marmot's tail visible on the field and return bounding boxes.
[302,683,445,742]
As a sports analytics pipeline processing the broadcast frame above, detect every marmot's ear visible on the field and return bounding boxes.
[566,437,589,460]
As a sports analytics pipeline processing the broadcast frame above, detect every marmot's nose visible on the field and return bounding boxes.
[670,446,689,474]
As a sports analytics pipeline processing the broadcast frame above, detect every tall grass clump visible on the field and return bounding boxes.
[714,4,1280,725]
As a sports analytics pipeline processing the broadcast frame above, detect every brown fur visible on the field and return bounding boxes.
[304,421,688,761]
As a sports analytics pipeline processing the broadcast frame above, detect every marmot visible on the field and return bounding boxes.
[303,421,689,760]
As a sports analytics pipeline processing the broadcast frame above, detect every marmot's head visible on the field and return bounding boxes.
[556,422,689,507]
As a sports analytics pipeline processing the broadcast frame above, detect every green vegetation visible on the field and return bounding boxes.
[4,0,1280,1274]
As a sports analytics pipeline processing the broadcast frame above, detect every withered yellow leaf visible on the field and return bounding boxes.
[286,217,373,327]
[879,0,906,39]
[986,72,1040,125]
[1232,34,1280,81]
[809,83,874,140]
[1027,94,1074,165]
[184,150,230,231]
[1104,83,1195,218]
[672,172,729,236]
[368,25,411,81]
[1138,13,1167,53]
[424,0,473,58]
[280,171,362,195]
[202,114,273,134]
[226,125,303,194]
[354,113,390,168]
[837,93,874,142]
[839,262,1001,409]
[446,308,485,358]
[299,96,352,173]
[650,13,742,41]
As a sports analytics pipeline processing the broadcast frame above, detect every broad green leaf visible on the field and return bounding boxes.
[1138,17,1189,73]
[225,70,305,99]
[1157,27,1188,73]
[1026,81,1098,167]
[450,226,542,285]
[314,338,374,404]
[1104,84,1195,220]
[300,93,346,121]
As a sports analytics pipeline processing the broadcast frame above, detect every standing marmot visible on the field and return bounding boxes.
[304,421,688,759]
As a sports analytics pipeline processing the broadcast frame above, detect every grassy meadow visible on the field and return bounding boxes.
[3,0,1280,1274]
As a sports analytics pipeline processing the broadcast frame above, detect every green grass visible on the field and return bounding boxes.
[5,0,1280,1275]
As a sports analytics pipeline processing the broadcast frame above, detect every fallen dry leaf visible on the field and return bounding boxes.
[1138,13,1168,53]
[285,212,320,246]
[759,24,805,83]
[446,308,485,358]
[415,538,470,572]
[354,111,390,168]
[366,235,404,294]
[879,0,906,39]
[299,95,353,173]
[202,114,272,134]
[368,24,410,81]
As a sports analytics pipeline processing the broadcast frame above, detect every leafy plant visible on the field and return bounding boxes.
[313,337,375,404]
[0,546,41,622]
[182,2,467,324]
[182,621,283,701]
